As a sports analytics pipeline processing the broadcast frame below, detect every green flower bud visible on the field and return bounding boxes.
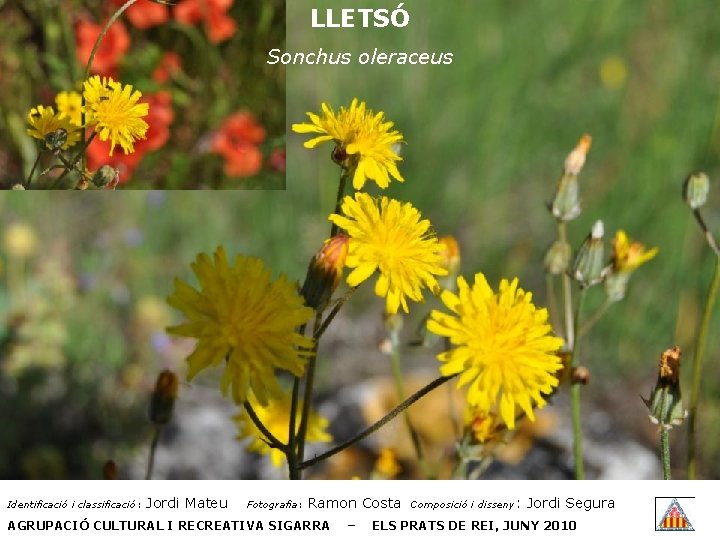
[683,172,709,210]
[91,165,119,188]
[544,240,571,275]
[550,173,581,221]
[643,347,686,428]
[571,220,606,287]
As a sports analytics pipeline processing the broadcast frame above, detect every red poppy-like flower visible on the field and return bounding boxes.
[88,91,174,184]
[174,0,236,43]
[112,0,170,29]
[87,139,143,184]
[76,19,130,77]
[152,52,182,84]
[211,111,265,177]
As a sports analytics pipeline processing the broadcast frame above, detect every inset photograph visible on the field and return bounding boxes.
[0,0,285,189]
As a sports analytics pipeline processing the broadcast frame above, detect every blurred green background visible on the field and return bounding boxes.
[1,0,720,477]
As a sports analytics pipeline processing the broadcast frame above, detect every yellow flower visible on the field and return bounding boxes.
[55,91,83,127]
[373,448,402,479]
[83,75,148,156]
[292,98,404,190]
[611,230,658,272]
[329,192,447,314]
[427,274,564,429]
[26,105,81,150]
[167,247,314,406]
[234,391,332,468]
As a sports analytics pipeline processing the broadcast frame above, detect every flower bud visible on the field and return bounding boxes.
[544,240,571,275]
[643,346,687,429]
[571,220,606,287]
[103,460,119,480]
[564,134,592,176]
[149,369,178,425]
[438,236,461,277]
[300,235,349,311]
[683,171,709,210]
[550,172,581,221]
[571,366,590,385]
[91,165,119,188]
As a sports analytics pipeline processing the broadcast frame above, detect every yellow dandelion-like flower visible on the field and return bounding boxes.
[611,230,658,273]
[26,105,81,150]
[55,91,83,127]
[292,98,404,190]
[167,247,314,406]
[427,274,564,429]
[329,192,447,314]
[83,75,148,156]
[234,391,332,468]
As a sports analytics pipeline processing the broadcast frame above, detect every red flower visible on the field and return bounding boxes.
[174,0,236,43]
[112,0,169,29]
[87,139,143,184]
[75,18,130,77]
[88,91,174,184]
[211,111,265,177]
[152,52,182,84]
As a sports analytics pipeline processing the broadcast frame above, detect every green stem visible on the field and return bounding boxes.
[692,209,720,257]
[25,153,42,188]
[313,287,357,340]
[687,256,720,479]
[329,170,351,237]
[388,329,428,476]
[145,425,162,480]
[287,377,301,480]
[578,297,613,338]
[83,1,138,82]
[570,288,587,480]
[300,374,456,470]
[244,402,286,451]
[545,272,561,335]
[558,221,575,350]
[661,427,672,480]
[51,132,97,188]
[296,312,323,467]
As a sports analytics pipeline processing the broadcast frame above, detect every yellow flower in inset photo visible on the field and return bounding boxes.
[234,391,332,468]
[26,105,81,150]
[329,192,447,314]
[55,91,83,127]
[292,98,404,190]
[167,247,314,406]
[427,274,564,429]
[83,75,148,156]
